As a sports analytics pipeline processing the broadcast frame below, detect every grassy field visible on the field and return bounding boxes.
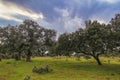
[0,56,120,80]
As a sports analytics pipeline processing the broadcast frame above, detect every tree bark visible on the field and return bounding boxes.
[26,50,31,62]
[26,55,31,62]
[15,53,21,61]
[15,55,19,61]
[18,52,21,60]
[41,52,44,57]
[0,54,2,61]
[93,55,102,65]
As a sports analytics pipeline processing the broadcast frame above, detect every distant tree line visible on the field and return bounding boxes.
[0,14,120,65]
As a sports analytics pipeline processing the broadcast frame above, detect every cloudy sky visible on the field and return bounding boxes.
[0,0,120,35]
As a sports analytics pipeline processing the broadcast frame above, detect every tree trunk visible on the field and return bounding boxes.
[41,52,44,57]
[15,55,19,61]
[18,52,21,60]
[26,50,31,62]
[15,53,21,61]
[26,55,31,62]
[0,54,1,61]
[93,55,102,65]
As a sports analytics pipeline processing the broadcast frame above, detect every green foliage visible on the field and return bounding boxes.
[0,20,56,62]
[56,33,73,56]
[57,21,111,65]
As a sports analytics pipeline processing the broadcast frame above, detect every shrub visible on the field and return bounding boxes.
[24,76,30,80]
[24,75,34,80]
[32,65,53,74]
[32,66,38,73]
[6,62,11,64]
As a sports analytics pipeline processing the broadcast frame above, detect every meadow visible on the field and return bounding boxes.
[0,56,120,80]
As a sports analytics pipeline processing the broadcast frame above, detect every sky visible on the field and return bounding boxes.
[0,0,120,35]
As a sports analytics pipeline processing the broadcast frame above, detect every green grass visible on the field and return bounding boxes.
[0,56,120,80]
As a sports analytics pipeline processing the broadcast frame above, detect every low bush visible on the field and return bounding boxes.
[24,75,34,80]
[32,65,53,74]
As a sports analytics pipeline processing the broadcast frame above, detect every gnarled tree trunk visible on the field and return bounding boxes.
[93,55,102,65]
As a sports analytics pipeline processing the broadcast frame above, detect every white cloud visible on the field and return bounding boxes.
[54,8,70,17]
[0,0,44,22]
[89,7,120,24]
[54,8,83,33]
[64,16,83,31]
[91,18,107,24]
[97,0,120,3]
[89,13,108,24]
